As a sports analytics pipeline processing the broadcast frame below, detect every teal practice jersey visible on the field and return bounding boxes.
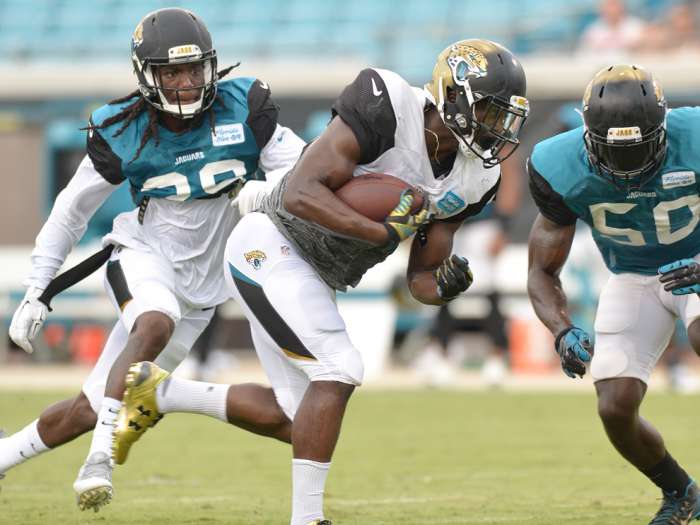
[86,78,277,204]
[529,107,700,275]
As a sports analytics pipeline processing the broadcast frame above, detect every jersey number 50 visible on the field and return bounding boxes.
[142,159,248,201]
[590,195,700,246]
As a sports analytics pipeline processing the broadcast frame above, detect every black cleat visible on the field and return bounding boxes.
[649,481,700,524]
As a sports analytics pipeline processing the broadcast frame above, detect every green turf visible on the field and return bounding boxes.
[1,389,699,524]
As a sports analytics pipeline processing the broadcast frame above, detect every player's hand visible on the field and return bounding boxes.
[554,326,593,379]
[435,255,473,301]
[658,258,700,295]
[9,287,48,354]
[384,189,431,244]
[231,179,272,216]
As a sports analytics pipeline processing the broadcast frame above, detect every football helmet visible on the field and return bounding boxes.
[583,64,667,189]
[131,8,218,118]
[425,39,529,168]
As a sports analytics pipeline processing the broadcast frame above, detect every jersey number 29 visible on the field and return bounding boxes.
[141,159,248,200]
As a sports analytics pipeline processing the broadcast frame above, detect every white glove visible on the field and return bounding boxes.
[9,287,48,354]
[232,179,275,216]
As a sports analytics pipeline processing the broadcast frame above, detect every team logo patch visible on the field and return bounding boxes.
[212,123,245,147]
[436,191,466,215]
[662,171,695,189]
[245,250,267,270]
[280,245,291,256]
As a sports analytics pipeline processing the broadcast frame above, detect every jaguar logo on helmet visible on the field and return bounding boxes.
[132,22,143,48]
[448,45,488,82]
[653,79,665,106]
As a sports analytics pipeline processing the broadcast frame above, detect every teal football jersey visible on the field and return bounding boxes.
[87,78,276,204]
[530,106,700,275]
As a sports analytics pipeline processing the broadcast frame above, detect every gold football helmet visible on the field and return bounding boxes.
[425,39,529,167]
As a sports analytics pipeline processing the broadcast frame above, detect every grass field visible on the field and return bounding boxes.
[2,389,700,524]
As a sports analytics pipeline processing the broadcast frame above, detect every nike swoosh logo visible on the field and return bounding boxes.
[108,408,119,415]
[259,81,269,90]
[371,78,383,96]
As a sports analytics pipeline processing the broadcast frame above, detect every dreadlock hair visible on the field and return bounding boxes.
[85,65,239,163]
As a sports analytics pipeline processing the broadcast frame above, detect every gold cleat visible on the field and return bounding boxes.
[112,361,169,465]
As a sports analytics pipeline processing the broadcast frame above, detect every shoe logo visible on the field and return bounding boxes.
[108,408,119,415]
[259,80,269,90]
[19,451,27,459]
[371,78,383,96]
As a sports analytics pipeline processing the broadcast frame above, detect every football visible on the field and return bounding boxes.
[334,173,424,222]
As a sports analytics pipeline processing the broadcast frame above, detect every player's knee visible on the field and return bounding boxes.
[130,312,175,359]
[341,345,365,385]
[597,389,638,426]
[261,404,292,432]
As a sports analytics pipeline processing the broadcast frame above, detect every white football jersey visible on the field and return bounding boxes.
[347,68,501,221]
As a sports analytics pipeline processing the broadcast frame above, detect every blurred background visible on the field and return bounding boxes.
[2,0,700,392]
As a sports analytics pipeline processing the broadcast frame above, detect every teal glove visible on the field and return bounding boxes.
[554,327,593,378]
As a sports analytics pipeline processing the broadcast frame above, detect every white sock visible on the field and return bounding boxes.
[0,419,49,473]
[291,459,330,525]
[155,377,229,422]
[87,397,121,458]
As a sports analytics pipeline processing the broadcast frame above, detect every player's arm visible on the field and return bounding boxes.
[406,220,472,305]
[10,126,122,353]
[526,158,592,378]
[284,68,428,246]
[527,213,576,334]
[283,117,391,245]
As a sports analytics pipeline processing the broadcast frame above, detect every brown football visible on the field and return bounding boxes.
[334,173,424,222]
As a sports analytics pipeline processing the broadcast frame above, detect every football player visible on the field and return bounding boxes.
[118,39,529,525]
[2,7,304,512]
[528,65,700,524]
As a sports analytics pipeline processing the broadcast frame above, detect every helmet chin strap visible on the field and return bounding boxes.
[157,90,205,118]
[143,62,207,118]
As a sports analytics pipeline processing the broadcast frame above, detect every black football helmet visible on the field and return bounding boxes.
[583,65,667,189]
[425,39,529,168]
[131,8,218,118]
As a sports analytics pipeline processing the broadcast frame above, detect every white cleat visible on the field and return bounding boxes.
[73,452,113,512]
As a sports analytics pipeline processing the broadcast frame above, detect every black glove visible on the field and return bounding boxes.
[435,255,473,301]
[554,326,593,378]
